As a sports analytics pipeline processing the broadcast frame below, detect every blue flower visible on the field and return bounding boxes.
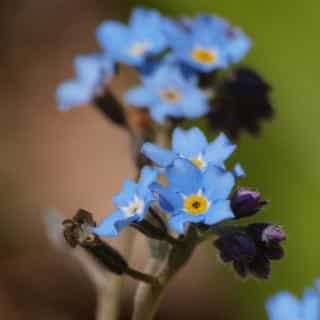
[142,127,240,172]
[56,53,114,111]
[125,64,209,123]
[151,159,235,234]
[266,285,320,320]
[91,167,158,237]
[96,7,168,66]
[163,14,251,72]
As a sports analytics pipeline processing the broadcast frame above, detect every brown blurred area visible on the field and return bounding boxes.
[0,1,233,319]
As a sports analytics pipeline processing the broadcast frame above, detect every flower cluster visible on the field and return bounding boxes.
[56,7,273,138]
[91,127,285,279]
[266,281,320,320]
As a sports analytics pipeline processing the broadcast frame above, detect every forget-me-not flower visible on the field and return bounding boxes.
[163,14,251,72]
[57,53,114,110]
[142,127,238,171]
[125,64,210,124]
[92,166,158,237]
[151,159,235,234]
[266,284,320,320]
[96,8,168,66]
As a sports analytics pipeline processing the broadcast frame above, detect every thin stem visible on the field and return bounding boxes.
[126,267,158,284]
[164,233,184,247]
[149,207,167,232]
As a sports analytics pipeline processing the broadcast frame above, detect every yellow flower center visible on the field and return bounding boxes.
[184,194,209,215]
[160,89,181,103]
[129,42,150,56]
[191,48,217,65]
[191,158,205,169]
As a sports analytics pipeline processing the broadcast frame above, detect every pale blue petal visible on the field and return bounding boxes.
[227,30,251,63]
[125,86,157,107]
[138,166,158,190]
[113,180,137,207]
[91,210,127,237]
[56,81,92,110]
[74,55,101,87]
[172,127,208,158]
[96,21,130,54]
[150,183,183,213]
[203,165,235,201]
[233,163,245,178]
[150,105,166,124]
[141,143,176,167]
[302,289,320,320]
[204,200,234,225]
[204,133,236,165]
[180,91,210,118]
[168,212,203,234]
[266,292,301,320]
[166,158,202,195]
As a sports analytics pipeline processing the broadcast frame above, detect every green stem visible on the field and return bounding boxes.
[132,227,199,320]
[127,267,158,284]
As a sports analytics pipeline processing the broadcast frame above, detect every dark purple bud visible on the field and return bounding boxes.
[231,188,268,218]
[262,225,287,243]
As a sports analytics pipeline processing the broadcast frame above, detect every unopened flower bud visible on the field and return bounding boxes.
[231,188,268,218]
[262,225,287,243]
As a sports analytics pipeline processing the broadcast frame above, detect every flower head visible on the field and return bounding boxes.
[214,223,286,279]
[163,14,251,72]
[142,127,239,172]
[56,53,114,111]
[96,8,168,66]
[125,63,209,123]
[92,166,158,237]
[151,159,236,233]
[209,67,273,138]
[266,283,320,320]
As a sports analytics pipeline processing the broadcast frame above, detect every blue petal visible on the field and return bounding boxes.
[302,289,319,320]
[141,143,176,167]
[96,21,130,55]
[56,81,92,110]
[150,103,182,124]
[113,180,137,207]
[172,127,208,158]
[74,55,102,87]
[166,158,202,195]
[125,86,157,107]
[204,200,234,225]
[203,165,235,201]
[130,8,168,53]
[91,210,132,237]
[226,30,251,63]
[266,292,301,320]
[204,133,236,165]
[168,211,203,234]
[180,90,210,118]
[150,183,183,213]
[232,163,245,178]
[138,166,158,192]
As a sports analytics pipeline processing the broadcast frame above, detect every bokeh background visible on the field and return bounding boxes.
[1,0,319,319]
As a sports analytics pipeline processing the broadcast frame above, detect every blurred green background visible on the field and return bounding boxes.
[0,0,319,319]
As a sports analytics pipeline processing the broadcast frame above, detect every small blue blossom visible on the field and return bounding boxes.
[96,8,168,66]
[151,159,235,234]
[125,64,209,123]
[266,284,320,320]
[142,127,239,172]
[56,53,114,111]
[163,14,251,72]
[92,167,158,237]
